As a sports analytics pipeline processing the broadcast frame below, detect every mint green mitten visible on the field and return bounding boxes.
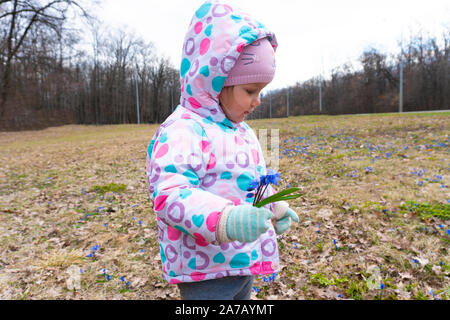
[216,205,273,243]
[272,201,299,235]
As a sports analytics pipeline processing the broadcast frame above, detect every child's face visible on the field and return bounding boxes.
[219,83,268,123]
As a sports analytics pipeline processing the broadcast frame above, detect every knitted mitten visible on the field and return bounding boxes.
[272,201,299,235]
[216,205,273,243]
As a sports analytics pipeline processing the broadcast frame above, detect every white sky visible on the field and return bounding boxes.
[97,0,449,91]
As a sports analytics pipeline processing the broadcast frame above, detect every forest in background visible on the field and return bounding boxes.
[0,0,448,131]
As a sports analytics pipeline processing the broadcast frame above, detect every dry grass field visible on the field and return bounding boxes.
[0,112,449,300]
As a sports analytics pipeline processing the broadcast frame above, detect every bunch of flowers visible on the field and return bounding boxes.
[247,168,300,208]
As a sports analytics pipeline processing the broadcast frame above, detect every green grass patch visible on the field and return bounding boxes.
[91,183,127,195]
[399,201,450,221]
[310,273,349,287]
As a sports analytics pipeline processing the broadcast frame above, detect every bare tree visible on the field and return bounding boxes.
[0,0,91,120]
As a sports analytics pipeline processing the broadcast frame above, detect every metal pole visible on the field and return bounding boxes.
[135,74,140,124]
[269,92,272,118]
[319,78,322,113]
[171,87,174,112]
[260,101,262,119]
[286,88,289,118]
[399,56,403,113]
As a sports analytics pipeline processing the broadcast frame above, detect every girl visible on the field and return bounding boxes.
[146,0,299,300]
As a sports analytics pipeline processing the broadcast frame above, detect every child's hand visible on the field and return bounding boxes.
[272,201,299,235]
[217,205,273,243]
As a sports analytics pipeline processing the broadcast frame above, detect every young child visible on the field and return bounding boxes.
[145,0,299,300]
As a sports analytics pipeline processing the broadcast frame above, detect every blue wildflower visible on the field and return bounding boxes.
[247,179,260,191]
[259,175,269,186]
[267,170,281,186]
[333,239,339,250]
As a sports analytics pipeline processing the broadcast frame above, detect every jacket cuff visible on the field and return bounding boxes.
[216,205,233,243]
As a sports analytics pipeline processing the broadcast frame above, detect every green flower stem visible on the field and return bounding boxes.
[254,188,301,208]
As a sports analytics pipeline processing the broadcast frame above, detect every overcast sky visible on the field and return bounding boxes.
[98,0,449,91]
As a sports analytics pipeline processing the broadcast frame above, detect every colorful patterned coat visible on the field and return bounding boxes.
[145,0,279,284]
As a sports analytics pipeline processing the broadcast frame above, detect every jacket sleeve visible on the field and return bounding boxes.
[146,120,233,246]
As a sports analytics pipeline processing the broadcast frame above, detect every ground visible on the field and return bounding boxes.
[0,112,448,300]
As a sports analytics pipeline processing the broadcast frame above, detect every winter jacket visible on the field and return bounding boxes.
[145,0,279,284]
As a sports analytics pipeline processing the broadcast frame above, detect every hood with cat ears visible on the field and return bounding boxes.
[179,0,278,130]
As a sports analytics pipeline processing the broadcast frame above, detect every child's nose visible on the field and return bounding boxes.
[252,96,261,108]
